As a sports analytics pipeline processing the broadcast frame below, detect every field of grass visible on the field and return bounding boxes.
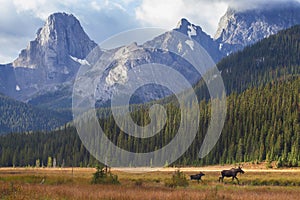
[1,167,300,200]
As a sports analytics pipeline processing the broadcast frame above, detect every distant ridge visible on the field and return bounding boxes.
[214,1,300,55]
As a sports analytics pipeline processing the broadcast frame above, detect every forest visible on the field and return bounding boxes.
[0,94,71,134]
[0,77,298,168]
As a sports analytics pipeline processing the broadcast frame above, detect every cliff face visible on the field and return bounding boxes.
[214,2,300,55]
[174,18,224,62]
[13,12,96,69]
[2,13,97,102]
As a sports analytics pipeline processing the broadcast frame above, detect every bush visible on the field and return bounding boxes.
[135,179,143,186]
[91,165,119,185]
[165,169,188,188]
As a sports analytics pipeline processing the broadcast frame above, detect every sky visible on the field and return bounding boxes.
[0,0,299,64]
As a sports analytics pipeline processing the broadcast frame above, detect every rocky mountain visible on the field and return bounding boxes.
[215,1,300,55]
[0,13,222,108]
[174,18,224,62]
[13,13,96,69]
[0,13,97,102]
[2,1,300,109]
[92,18,222,105]
[93,42,200,105]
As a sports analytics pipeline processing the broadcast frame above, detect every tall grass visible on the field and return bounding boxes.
[0,168,300,199]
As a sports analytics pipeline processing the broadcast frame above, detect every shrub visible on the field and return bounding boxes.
[91,165,119,185]
[165,169,188,188]
[135,179,143,186]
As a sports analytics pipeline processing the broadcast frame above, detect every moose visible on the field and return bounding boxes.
[219,166,245,184]
[190,172,205,183]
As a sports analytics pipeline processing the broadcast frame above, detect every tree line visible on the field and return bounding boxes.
[0,77,298,167]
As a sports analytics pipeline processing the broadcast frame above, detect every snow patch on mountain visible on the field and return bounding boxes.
[185,40,194,50]
[70,55,90,66]
[187,25,197,38]
[177,42,183,53]
[16,85,21,91]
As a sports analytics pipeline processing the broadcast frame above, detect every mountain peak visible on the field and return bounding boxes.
[214,1,300,55]
[13,12,96,69]
[37,12,81,46]
[48,12,75,21]
[176,18,191,29]
[174,18,202,38]
[166,18,223,62]
[10,12,97,102]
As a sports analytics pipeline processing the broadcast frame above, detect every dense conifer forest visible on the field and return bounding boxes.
[0,94,71,134]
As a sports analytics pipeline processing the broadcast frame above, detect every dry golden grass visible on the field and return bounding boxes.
[1,167,300,200]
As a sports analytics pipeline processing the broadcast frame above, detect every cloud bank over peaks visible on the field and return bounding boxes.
[225,0,300,11]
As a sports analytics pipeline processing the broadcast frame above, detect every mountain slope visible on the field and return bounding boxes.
[218,24,300,94]
[215,1,300,55]
[194,24,300,100]
[0,93,71,134]
[69,18,221,107]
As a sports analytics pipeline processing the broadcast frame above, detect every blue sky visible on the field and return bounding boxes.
[0,0,298,64]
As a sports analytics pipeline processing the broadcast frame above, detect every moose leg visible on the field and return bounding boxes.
[235,176,240,184]
[219,176,223,182]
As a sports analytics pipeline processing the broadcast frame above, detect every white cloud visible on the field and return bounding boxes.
[12,0,63,19]
[135,0,300,35]
[136,0,228,35]
[11,0,130,20]
[90,1,102,11]
[224,0,300,11]
[119,0,137,5]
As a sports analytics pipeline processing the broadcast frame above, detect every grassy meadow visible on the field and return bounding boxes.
[0,166,300,200]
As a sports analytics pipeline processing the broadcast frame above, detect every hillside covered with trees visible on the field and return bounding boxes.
[0,77,298,168]
[0,94,72,134]
[194,25,300,100]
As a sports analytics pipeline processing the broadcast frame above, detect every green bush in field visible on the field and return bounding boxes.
[165,169,189,188]
[91,165,119,185]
